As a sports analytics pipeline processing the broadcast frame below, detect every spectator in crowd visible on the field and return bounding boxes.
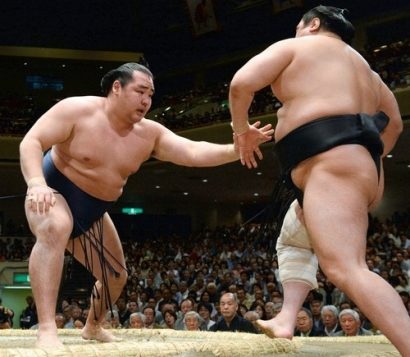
[294,308,323,337]
[243,310,260,326]
[250,301,267,320]
[321,305,342,336]
[210,293,258,333]
[175,298,194,330]
[62,305,74,329]
[143,306,159,329]
[54,313,66,329]
[104,310,121,329]
[309,294,324,333]
[197,302,215,330]
[73,319,84,329]
[335,309,373,336]
[129,312,146,329]
[184,311,202,331]
[116,297,131,327]
[264,302,275,320]
[162,309,177,329]
[20,295,37,329]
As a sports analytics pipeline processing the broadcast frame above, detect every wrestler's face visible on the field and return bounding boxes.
[116,70,154,124]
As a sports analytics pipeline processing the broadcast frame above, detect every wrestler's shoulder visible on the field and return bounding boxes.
[139,117,170,132]
[52,96,104,114]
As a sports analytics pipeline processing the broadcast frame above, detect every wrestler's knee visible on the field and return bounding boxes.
[319,259,365,290]
[33,218,72,247]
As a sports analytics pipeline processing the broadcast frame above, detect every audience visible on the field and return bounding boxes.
[0,208,409,341]
[321,305,342,337]
[334,309,373,337]
[210,293,258,333]
[183,311,202,331]
[129,312,146,329]
[294,308,323,337]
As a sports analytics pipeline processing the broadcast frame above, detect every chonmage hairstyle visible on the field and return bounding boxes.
[100,62,153,96]
[301,5,355,44]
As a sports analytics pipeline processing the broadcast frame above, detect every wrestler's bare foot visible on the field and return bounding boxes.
[36,330,64,348]
[82,324,122,343]
[255,319,294,340]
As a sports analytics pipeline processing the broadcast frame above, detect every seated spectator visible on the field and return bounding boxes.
[143,306,161,329]
[175,298,194,330]
[20,295,37,329]
[129,312,146,329]
[116,297,131,327]
[249,301,266,320]
[73,319,84,329]
[321,305,342,336]
[104,310,121,329]
[197,302,215,330]
[294,308,323,337]
[54,313,66,329]
[243,310,260,326]
[334,309,373,336]
[264,302,274,320]
[62,304,74,329]
[210,293,258,333]
[162,309,177,329]
[184,311,202,331]
[309,293,325,333]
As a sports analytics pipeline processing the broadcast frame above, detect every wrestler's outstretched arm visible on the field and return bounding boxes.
[151,120,273,167]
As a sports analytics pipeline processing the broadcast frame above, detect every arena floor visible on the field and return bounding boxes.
[0,329,399,357]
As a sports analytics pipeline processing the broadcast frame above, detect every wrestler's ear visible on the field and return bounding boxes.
[309,17,321,33]
[112,80,121,95]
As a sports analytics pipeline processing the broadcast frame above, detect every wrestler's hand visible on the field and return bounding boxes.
[235,121,274,168]
[26,182,56,214]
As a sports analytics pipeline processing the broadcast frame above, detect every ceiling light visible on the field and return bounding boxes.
[183,192,189,195]
[386,154,393,158]
[202,179,208,183]
[155,185,160,189]
[253,193,259,197]
[256,172,262,176]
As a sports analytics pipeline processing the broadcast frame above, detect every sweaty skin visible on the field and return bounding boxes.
[230,16,408,357]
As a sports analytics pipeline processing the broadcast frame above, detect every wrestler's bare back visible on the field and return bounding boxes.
[260,35,400,205]
[272,35,383,141]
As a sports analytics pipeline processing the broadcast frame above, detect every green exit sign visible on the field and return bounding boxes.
[121,207,144,215]
[13,273,30,285]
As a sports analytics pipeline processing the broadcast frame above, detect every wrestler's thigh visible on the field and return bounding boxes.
[301,169,370,268]
[67,213,125,275]
[25,194,73,244]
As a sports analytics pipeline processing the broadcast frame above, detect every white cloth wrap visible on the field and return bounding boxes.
[276,200,318,289]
